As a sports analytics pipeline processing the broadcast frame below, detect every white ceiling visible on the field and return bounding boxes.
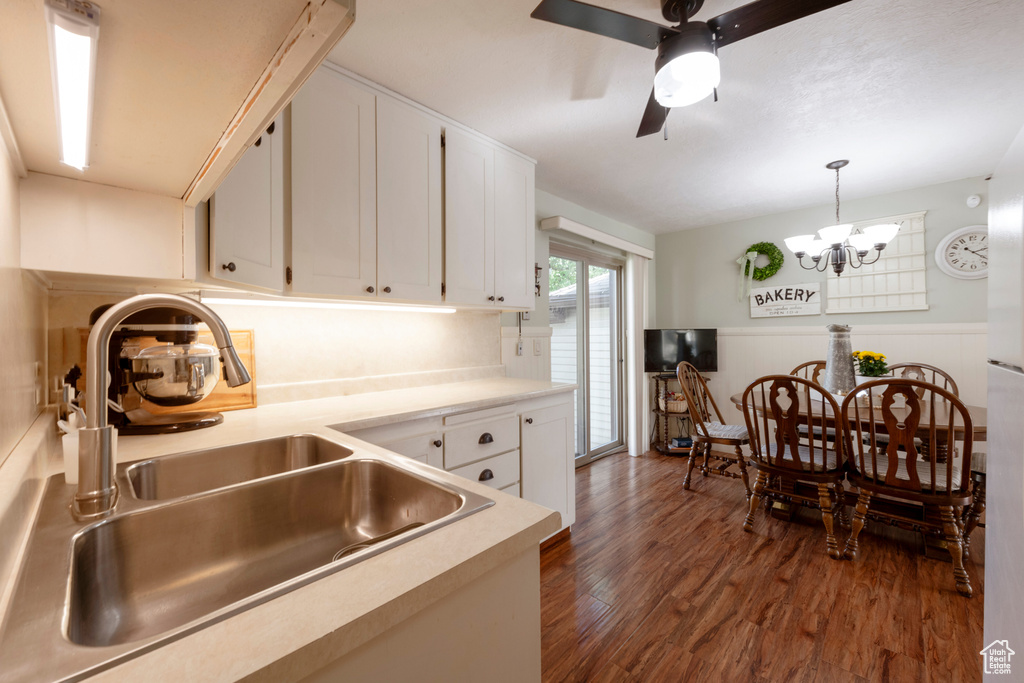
[0,0,313,198]
[327,0,1024,234]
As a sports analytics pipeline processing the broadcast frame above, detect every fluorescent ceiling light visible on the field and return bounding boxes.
[44,0,100,171]
[200,294,457,314]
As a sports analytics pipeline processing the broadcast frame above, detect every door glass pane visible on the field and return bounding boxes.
[548,256,584,456]
[588,265,619,450]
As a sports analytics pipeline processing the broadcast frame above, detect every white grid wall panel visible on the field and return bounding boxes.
[826,211,928,314]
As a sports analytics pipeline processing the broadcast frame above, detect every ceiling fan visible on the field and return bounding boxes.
[531,0,854,137]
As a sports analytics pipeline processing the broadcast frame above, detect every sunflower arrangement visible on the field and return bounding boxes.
[852,350,888,377]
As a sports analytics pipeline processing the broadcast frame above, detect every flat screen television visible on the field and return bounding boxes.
[644,329,718,373]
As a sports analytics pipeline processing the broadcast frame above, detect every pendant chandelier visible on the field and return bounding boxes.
[784,160,900,276]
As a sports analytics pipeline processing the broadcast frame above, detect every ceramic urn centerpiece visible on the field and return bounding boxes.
[823,324,856,396]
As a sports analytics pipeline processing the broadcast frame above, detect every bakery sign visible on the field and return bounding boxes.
[749,282,821,318]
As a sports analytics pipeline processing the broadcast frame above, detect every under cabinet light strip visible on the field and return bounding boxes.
[44,0,100,171]
[200,295,457,314]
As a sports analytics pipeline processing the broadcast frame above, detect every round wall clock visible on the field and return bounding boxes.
[935,225,988,279]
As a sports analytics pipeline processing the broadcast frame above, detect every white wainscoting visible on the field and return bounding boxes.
[704,323,988,422]
[500,326,552,381]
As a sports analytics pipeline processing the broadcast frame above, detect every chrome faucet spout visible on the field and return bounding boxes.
[72,293,250,521]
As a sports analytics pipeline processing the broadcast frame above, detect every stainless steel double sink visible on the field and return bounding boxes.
[0,433,493,682]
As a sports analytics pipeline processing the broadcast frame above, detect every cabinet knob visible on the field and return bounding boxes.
[222,262,236,272]
[478,432,494,445]
[524,417,533,425]
[383,286,392,294]
[498,296,505,302]
[366,286,375,293]
[478,469,494,482]
[432,439,442,448]
[266,121,276,136]
[253,136,262,148]
[488,296,495,302]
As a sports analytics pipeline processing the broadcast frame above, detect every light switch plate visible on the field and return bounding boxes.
[533,339,542,356]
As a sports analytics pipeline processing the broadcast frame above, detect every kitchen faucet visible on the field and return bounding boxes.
[72,293,252,521]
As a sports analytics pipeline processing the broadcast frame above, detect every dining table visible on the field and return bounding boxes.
[728,389,988,557]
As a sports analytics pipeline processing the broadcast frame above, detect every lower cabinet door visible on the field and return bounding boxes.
[521,400,574,531]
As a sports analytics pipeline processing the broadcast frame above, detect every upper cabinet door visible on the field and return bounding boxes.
[494,150,536,310]
[376,97,443,302]
[291,69,377,297]
[209,116,285,291]
[444,129,495,306]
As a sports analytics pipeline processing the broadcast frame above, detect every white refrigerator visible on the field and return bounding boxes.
[985,122,1024,678]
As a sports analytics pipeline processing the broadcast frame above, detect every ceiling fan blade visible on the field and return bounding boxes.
[531,0,678,50]
[636,89,668,138]
[707,0,854,48]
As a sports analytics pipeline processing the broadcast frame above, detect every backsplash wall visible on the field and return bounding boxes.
[47,292,503,404]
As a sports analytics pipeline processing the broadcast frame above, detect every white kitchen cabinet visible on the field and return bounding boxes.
[444,128,495,306]
[521,396,575,533]
[208,116,285,291]
[494,150,537,309]
[291,67,377,297]
[376,96,444,302]
[291,67,443,301]
[444,130,535,310]
[339,393,574,536]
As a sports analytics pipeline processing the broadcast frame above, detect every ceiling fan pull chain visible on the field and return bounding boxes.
[664,119,669,141]
[713,87,718,103]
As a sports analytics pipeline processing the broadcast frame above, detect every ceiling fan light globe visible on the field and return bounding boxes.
[654,51,720,107]
[817,223,853,246]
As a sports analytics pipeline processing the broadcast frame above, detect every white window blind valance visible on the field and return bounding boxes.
[540,215,654,260]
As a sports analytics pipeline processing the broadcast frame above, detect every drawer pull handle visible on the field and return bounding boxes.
[479,432,494,445]
[433,439,442,448]
[479,469,494,482]
[524,417,533,424]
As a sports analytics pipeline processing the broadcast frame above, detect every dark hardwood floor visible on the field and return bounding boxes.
[539,451,984,682]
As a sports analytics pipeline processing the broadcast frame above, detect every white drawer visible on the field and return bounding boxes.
[450,450,520,491]
[444,415,519,469]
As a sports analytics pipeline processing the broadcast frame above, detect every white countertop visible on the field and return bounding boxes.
[7,377,572,682]
[108,376,575,467]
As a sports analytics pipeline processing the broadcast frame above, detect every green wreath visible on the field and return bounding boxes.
[743,241,784,281]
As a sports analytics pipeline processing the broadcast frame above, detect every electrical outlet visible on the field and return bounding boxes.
[521,311,530,320]
[533,339,542,356]
[516,340,524,356]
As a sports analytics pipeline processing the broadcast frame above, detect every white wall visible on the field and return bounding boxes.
[502,189,655,332]
[656,176,989,328]
[0,140,46,465]
[0,123,49,617]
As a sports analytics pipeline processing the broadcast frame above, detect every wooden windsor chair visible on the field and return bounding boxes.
[790,360,827,386]
[840,378,975,597]
[741,375,848,559]
[676,362,752,498]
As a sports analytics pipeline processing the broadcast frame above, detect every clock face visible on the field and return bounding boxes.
[936,226,988,279]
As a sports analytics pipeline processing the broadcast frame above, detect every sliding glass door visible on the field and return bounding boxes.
[549,245,624,465]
